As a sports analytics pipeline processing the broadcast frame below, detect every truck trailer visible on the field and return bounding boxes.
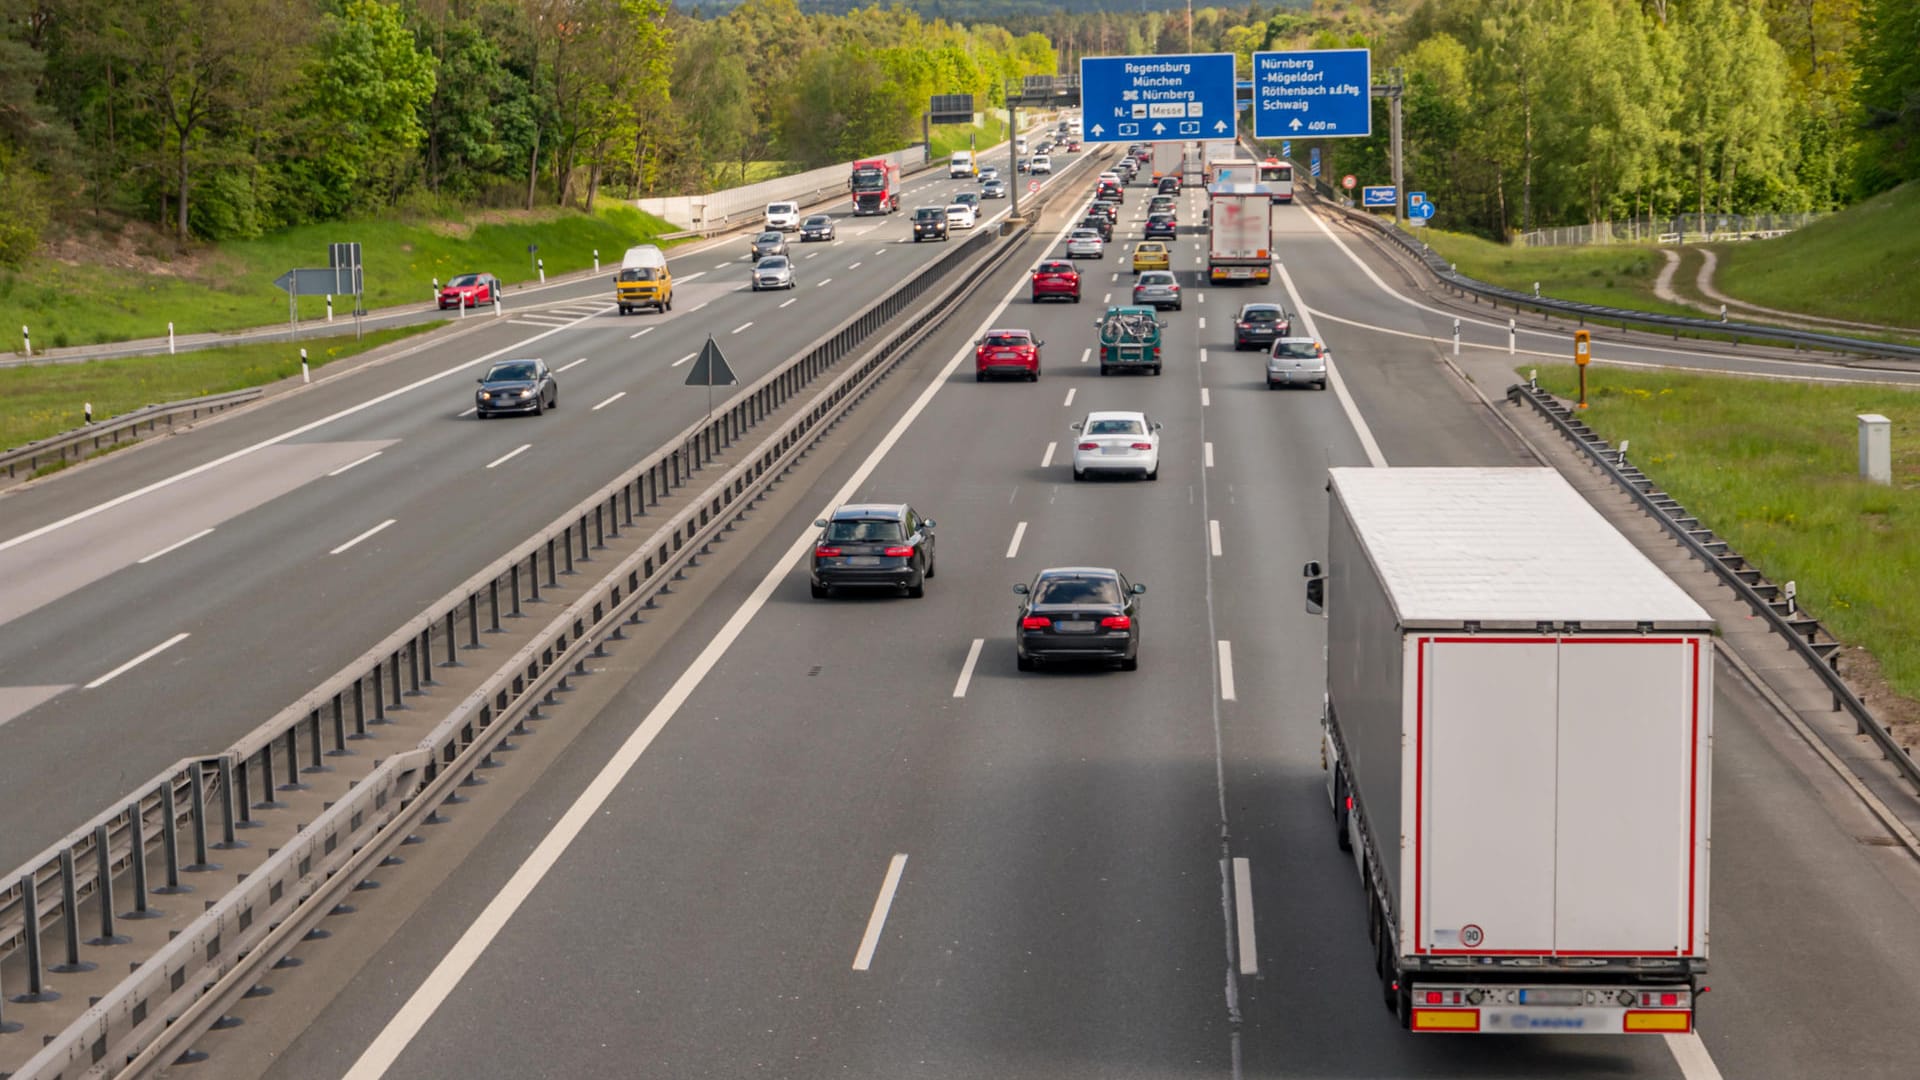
[1150,142,1184,182]
[1206,183,1274,283]
[1304,467,1713,1035]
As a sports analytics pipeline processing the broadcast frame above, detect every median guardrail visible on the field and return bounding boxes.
[0,143,1103,1078]
[0,389,262,482]
[1508,379,1920,798]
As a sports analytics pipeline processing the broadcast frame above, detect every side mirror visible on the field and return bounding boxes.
[1035,340,1045,347]
[813,519,828,528]
[923,519,937,529]
[1151,421,1163,431]
[1130,583,1147,595]
[1012,583,1030,595]
[1070,421,1083,432]
[1304,561,1326,615]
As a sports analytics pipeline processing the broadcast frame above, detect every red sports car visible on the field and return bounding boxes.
[1030,260,1081,303]
[439,273,500,309]
[975,328,1044,382]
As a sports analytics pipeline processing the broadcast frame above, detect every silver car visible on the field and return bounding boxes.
[1132,270,1181,311]
[1267,337,1329,390]
[982,179,1007,199]
[1065,228,1105,259]
[752,255,795,291]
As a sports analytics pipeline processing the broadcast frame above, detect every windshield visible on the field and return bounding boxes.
[803,216,829,227]
[1070,230,1099,240]
[1260,163,1293,182]
[618,268,658,282]
[768,203,796,214]
[851,167,885,191]
[984,333,1031,347]
[487,362,538,382]
[449,274,480,287]
[1034,577,1121,604]
[756,232,782,243]
[824,519,904,542]
[1242,309,1280,322]
[917,209,942,220]
[1139,273,1174,285]
[757,257,788,269]
[1274,341,1321,358]
[1038,262,1073,274]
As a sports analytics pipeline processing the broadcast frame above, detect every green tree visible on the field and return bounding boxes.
[1852,0,1920,190]
[295,0,435,218]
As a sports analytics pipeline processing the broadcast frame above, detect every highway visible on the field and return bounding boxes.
[0,145,1093,869]
[171,176,1920,1078]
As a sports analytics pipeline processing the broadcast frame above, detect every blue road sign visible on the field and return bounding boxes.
[1362,185,1397,209]
[1280,140,1291,158]
[1079,53,1238,144]
[1411,200,1436,220]
[1251,48,1372,139]
[1310,147,1321,178]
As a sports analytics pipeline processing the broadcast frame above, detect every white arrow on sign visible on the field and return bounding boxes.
[1151,122,1166,135]
[1289,117,1303,131]
[1213,120,1229,133]
[1090,124,1105,137]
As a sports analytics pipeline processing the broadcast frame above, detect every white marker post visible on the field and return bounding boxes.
[1509,318,1516,355]
[168,322,176,354]
[432,277,440,302]
[326,295,334,322]
[84,402,93,424]
[493,296,502,318]
[300,347,310,384]
[593,249,600,273]
[1452,318,1461,356]
[20,325,28,357]
[537,258,545,284]
[1533,281,1541,299]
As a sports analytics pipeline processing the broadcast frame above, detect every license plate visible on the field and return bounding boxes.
[848,556,880,566]
[1101,444,1129,454]
[1056,621,1095,633]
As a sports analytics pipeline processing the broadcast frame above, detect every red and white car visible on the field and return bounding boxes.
[1030,260,1081,303]
[438,273,499,309]
[975,328,1044,382]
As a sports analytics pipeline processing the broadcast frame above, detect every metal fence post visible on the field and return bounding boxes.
[52,850,96,972]
[184,766,219,871]
[215,756,246,848]
[14,874,57,1000]
[154,781,190,894]
[88,823,130,944]
[123,803,161,918]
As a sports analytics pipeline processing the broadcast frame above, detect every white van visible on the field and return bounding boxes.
[1015,135,1029,155]
[949,151,974,179]
[764,201,801,231]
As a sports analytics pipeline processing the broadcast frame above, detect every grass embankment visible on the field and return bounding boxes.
[0,204,676,352]
[1411,227,1701,317]
[1712,182,1920,330]
[1530,363,1920,702]
[0,323,437,452]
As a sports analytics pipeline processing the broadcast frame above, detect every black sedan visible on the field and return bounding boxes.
[810,503,936,598]
[1144,212,1178,240]
[799,214,836,242]
[1079,215,1113,242]
[1014,567,1144,671]
[750,230,789,260]
[1233,303,1295,350]
[474,358,557,417]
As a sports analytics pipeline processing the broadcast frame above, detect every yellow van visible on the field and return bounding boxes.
[615,245,672,314]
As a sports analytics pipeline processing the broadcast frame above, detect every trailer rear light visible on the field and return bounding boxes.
[1623,1010,1691,1033]
[1662,993,1678,1007]
[1425,992,1442,1005]
[882,546,913,557]
[815,546,842,557]
[1020,616,1052,630]
[1410,1009,1480,1032]
[1099,615,1131,629]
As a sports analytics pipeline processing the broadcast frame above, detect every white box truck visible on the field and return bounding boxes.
[1304,467,1712,1036]
[1206,183,1273,283]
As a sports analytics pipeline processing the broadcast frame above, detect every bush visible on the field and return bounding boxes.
[0,149,49,266]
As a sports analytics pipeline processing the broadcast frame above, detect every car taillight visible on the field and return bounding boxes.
[1021,616,1052,630]
[1153,346,1161,357]
[1077,441,1098,451]
[815,546,841,557]
[1169,285,1179,291]
[1099,615,1132,630]
[1130,442,1153,450]
[882,546,913,557]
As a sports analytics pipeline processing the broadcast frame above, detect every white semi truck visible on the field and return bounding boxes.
[1304,467,1713,1035]
[1205,183,1274,284]
[1150,142,1184,182]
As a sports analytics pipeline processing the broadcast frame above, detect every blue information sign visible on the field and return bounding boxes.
[1362,185,1397,209]
[1251,48,1372,139]
[1079,53,1238,144]
[1310,147,1321,178]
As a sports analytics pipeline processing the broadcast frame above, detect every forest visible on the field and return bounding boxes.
[1,0,1915,261]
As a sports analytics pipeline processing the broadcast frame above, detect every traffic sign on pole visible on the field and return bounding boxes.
[1078,53,1237,144]
[1280,140,1291,158]
[1310,147,1321,178]
[1361,185,1397,208]
[1252,48,1372,139]
[1341,174,1357,190]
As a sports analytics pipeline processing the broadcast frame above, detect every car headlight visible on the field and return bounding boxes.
[478,391,491,400]
[519,389,533,397]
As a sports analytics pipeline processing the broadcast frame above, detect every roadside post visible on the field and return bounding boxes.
[1509,318,1516,355]
[169,322,176,354]
[1452,318,1460,355]
[301,348,310,384]
[1574,329,1592,409]
[593,249,600,274]
[538,258,546,284]
[433,277,440,301]
[20,325,28,357]
[326,296,334,322]
[84,402,92,424]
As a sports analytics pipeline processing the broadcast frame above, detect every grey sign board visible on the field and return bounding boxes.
[274,267,360,297]
[930,94,974,126]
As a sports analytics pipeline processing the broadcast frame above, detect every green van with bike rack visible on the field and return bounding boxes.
[1095,306,1167,376]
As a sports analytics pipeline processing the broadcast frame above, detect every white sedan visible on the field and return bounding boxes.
[1070,410,1161,481]
[946,203,978,230]
[1064,228,1105,259]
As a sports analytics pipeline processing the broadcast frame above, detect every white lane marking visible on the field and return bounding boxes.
[1005,521,1027,559]
[1198,292,1206,304]
[1041,441,1056,468]
[330,518,397,555]
[852,854,909,971]
[1111,273,1120,283]
[672,352,696,367]
[1103,292,1112,303]
[629,326,655,340]
[731,321,753,334]
[1234,857,1258,975]
[484,444,531,470]
[805,252,819,260]
[137,528,214,565]
[0,307,603,558]
[1198,317,1207,330]
[327,450,383,477]
[457,406,477,417]
[1079,347,1091,364]
[1200,348,1209,364]
[1205,442,1215,468]
[712,262,730,270]
[818,278,833,288]
[1210,519,1223,557]
[591,392,626,412]
[556,357,589,373]
[779,298,796,309]
[952,639,985,699]
[1667,1033,1726,1080]
[337,164,1090,1080]
[679,271,706,282]
[689,301,709,312]
[875,248,886,255]
[1277,261,1388,468]
[848,262,862,270]
[1201,387,1211,407]
[85,632,190,690]
[1062,387,1076,408]
[1218,640,1237,701]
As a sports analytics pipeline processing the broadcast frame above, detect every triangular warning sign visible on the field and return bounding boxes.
[684,337,739,387]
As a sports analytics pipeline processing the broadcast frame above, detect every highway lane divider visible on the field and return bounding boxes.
[0,138,1107,1080]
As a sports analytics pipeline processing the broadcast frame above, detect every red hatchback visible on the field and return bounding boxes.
[975,328,1044,382]
[439,272,499,309]
[1030,260,1081,303]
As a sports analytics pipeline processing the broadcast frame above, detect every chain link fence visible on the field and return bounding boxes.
[1517,213,1825,247]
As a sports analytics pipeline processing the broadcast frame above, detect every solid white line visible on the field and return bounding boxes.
[818,278,833,287]
[672,352,696,367]
[457,406,477,417]
[85,632,189,690]
[1234,857,1258,975]
[1201,387,1211,407]
[1200,348,1209,364]
[327,450,383,477]
[137,528,214,565]
[1079,347,1090,364]
[484,444,531,470]
[1005,521,1027,559]
[337,160,1091,1080]
[852,854,909,971]
[731,321,753,334]
[628,326,655,340]
[1218,640,1237,701]
[1205,442,1215,468]
[556,357,589,373]
[779,298,796,309]
[952,639,985,698]
[1667,1033,1727,1079]
[1062,387,1076,407]
[591,392,626,412]
[1041,441,1056,468]
[330,518,396,555]
[1277,261,1388,468]
[1210,519,1223,557]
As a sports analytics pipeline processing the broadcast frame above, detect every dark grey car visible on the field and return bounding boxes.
[810,503,936,598]
[799,215,836,242]
[750,231,789,259]
[475,358,557,418]
[1014,567,1144,670]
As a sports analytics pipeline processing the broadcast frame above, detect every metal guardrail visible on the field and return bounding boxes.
[1508,379,1920,796]
[1,389,262,481]
[0,144,1101,1078]
[1301,185,1920,362]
